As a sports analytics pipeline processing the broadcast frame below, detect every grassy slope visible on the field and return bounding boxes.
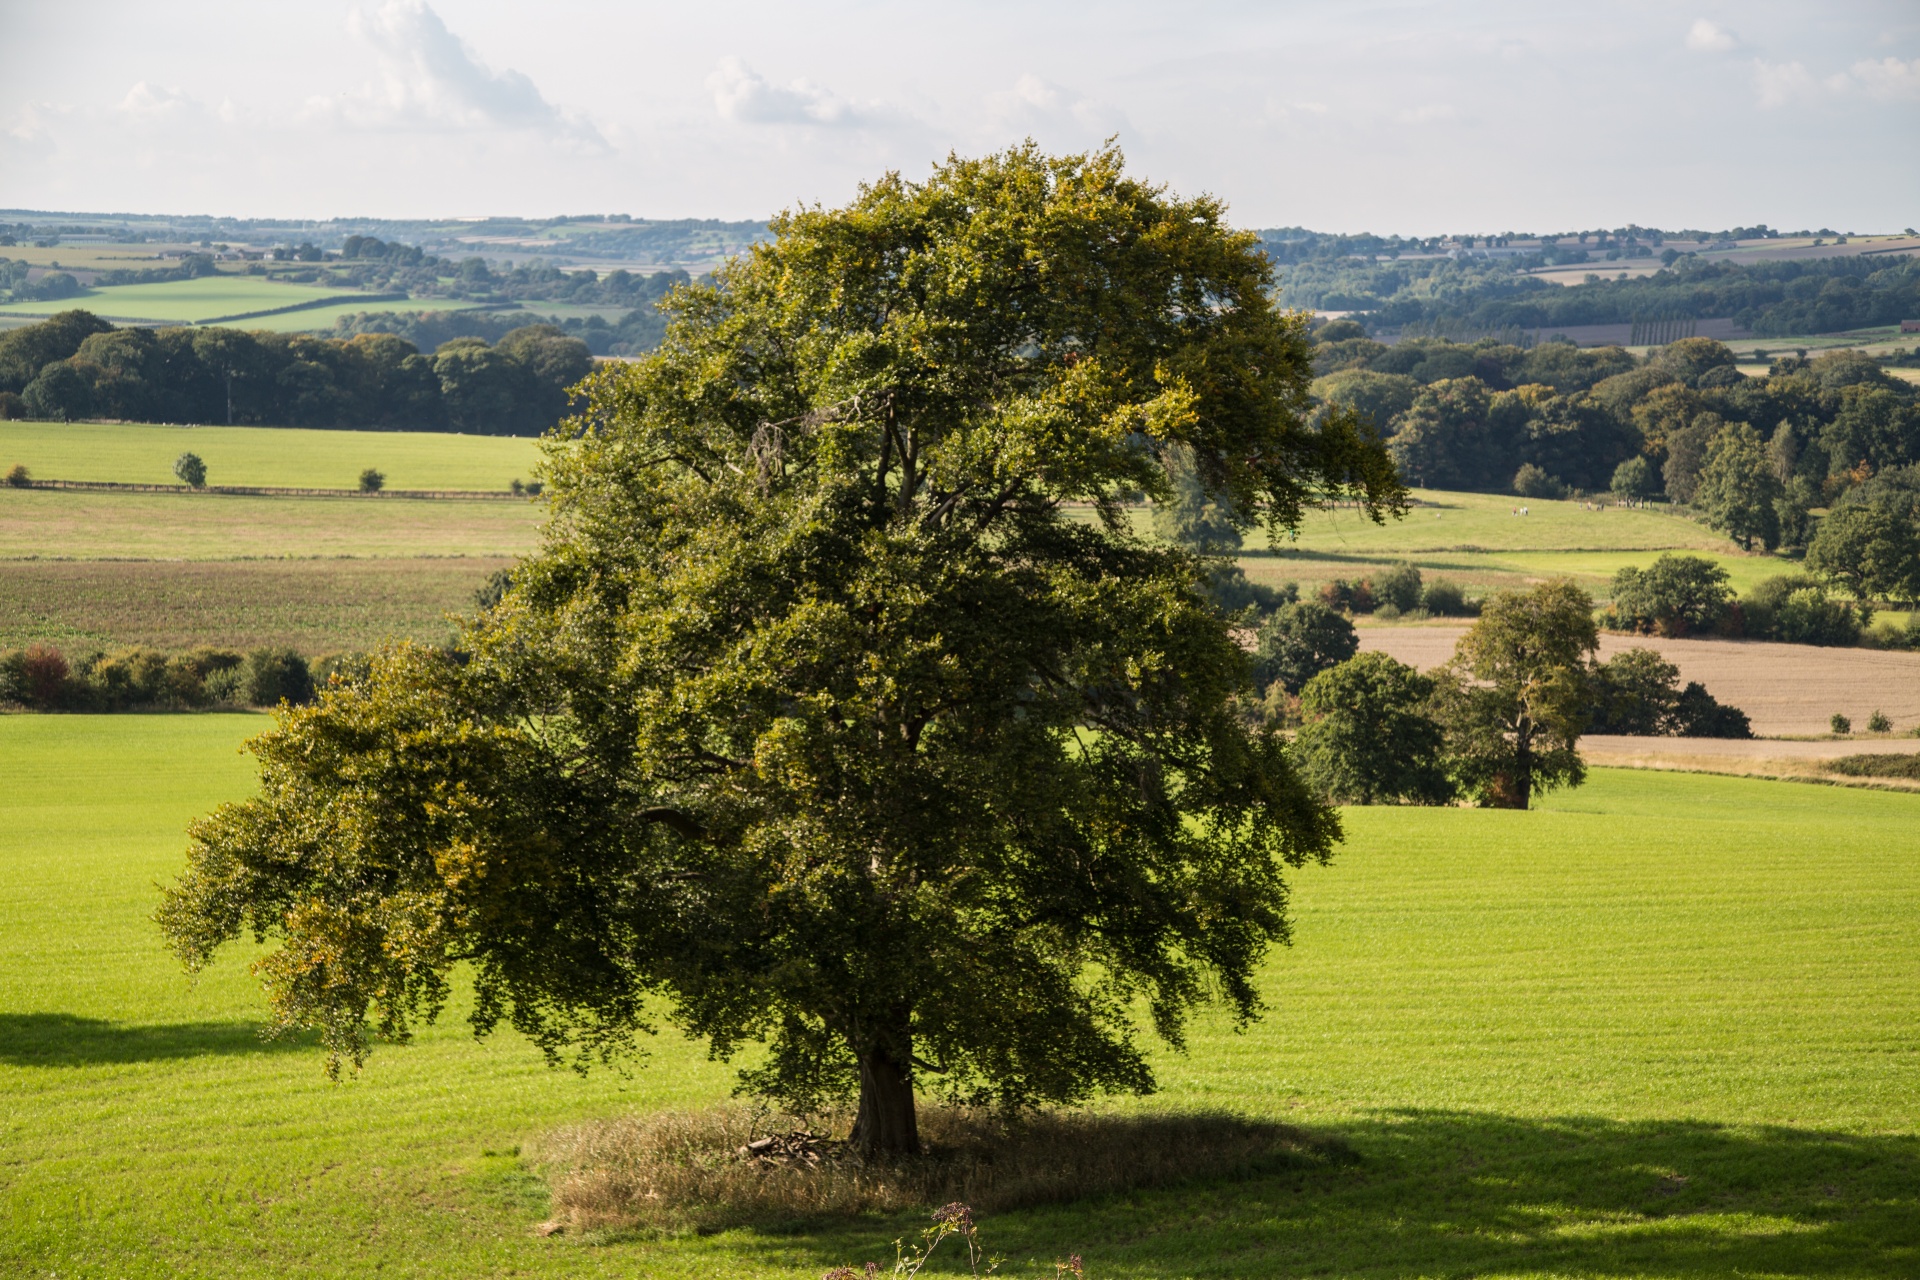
[0,558,514,652]
[0,487,541,560]
[0,276,361,322]
[1240,488,1793,602]
[2,716,1913,1278]
[0,421,543,491]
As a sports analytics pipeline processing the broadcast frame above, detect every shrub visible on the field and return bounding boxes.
[4,463,28,488]
[1293,653,1453,805]
[1831,712,1852,734]
[1316,578,1375,614]
[1607,554,1733,637]
[1670,682,1753,738]
[84,647,173,710]
[358,468,385,493]
[1513,463,1566,499]
[510,478,525,495]
[20,644,72,710]
[1826,753,1920,780]
[203,666,246,705]
[1868,710,1893,733]
[1421,578,1473,616]
[1587,648,1681,735]
[1373,563,1423,613]
[311,651,372,689]
[1742,574,1866,646]
[241,648,313,707]
[1610,455,1660,501]
[1253,601,1359,694]
[173,452,207,488]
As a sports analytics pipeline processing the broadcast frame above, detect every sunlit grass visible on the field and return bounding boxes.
[1,717,1914,1277]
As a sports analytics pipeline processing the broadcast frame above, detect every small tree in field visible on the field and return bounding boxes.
[1431,581,1597,809]
[358,468,386,493]
[173,451,207,488]
[156,145,1404,1158]
[1293,653,1452,806]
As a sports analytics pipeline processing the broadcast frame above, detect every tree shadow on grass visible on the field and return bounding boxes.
[713,1110,1920,1278]
[0,1013,313,1067]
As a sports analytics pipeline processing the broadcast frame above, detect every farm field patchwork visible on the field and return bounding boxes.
[0,420,544,491]
[0,487,542,560]
[1,715,1914,1278]
[0,275,365,323]
[1226,487,1784,602]
[0,557,513,652]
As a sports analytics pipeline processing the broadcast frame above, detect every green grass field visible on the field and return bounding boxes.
[0,276,364,324]
[3,715,1913,1278]
[0,557,512,652]
[1237,489,1790,603]
[0,421,543,491]
[0,487,541,560]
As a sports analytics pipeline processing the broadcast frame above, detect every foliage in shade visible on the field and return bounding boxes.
[155,145,1405,1156]
[1253,601,1359,694]
[1293,653,1453,806]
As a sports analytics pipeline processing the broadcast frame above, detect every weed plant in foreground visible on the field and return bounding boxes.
[532,1105,1342,1234]
[0,716,1915,1277]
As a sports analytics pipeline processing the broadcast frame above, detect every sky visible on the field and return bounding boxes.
[1,0,1916,234]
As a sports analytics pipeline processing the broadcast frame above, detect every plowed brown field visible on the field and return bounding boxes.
[1357,625,1920,738]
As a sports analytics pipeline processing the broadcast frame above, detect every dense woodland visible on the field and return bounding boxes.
[1272,250,1920,338]
[0,310,592,435]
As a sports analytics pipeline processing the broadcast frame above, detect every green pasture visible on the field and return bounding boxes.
[0,557,512,653]
[0,420,543,491]
[0,276,362,324]
[0,487,542,560]
[224,297,489,334]
[2,715,1914,1278]
[1235,488,1791,603]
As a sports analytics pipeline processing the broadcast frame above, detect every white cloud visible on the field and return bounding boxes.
[1685,19,1736,54]
[1753,59,1820,108]
[1754,54,1920,108]
[4,101,66,146]
[1849,56,1920,102]
[1397,103,1458,125]
[707,57,885,127]
[119,82,199,120]
[319,0,602,146]
[985,74,1126,143]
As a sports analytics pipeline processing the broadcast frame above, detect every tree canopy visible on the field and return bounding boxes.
[157,145,1404,1156]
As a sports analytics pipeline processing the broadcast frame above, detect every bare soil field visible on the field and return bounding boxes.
[1580,736,1920,790]
[1357,625,1920,737]
[0,557,512,653]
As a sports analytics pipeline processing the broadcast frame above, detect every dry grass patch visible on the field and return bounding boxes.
[531,1104,1344,1233]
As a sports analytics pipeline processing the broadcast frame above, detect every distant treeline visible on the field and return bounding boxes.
[1274,252,1920,339]
[1313,325,1920,566]
[0,643,345,712]
[0,310,593,435]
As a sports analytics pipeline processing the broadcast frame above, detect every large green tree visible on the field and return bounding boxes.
[157,146,1403,1156]
[1694,422,1783,551]
[1430,581,1597,809]
[1293,653,1452,806]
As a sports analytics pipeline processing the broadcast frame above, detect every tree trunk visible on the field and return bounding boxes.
[1489,734,1532,809]
[848,1040,919,1158]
